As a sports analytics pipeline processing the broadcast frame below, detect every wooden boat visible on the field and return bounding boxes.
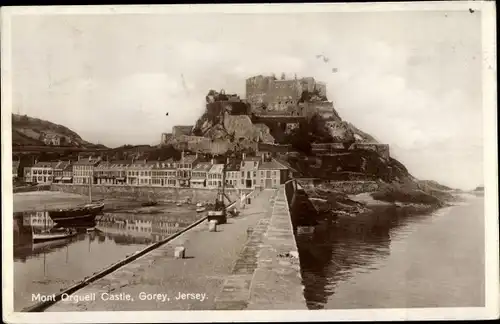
[32,228,77,243]
[196,207,206,213]
[141,200,158,207]
[48,202,104,226]
[49,175,104,226]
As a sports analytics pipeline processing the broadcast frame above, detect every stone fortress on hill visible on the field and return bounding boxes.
[161,73,389,162]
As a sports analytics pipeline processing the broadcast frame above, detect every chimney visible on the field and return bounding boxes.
[242,153,246,160]
[195,152,198,159]
[226,157,229,164]
[181,151,185,160]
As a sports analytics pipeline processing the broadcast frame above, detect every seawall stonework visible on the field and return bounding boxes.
[50,184,248,204]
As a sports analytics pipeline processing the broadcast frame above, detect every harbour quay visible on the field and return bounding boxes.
[17,184,306,311]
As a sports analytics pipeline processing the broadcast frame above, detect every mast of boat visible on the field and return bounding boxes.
[89,174,92,203]
[30,213,34,243]
[43,249,47,277]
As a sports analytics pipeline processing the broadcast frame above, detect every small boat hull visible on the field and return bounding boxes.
[32,231,77,243]
[49,203,104,226]
[207,210,227,224]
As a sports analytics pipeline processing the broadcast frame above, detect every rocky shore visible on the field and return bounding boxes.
[296,179,460,228]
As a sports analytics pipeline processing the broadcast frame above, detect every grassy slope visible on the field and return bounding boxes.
[12,113,105,148]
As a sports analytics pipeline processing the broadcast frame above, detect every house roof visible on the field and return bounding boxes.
[243,156,261,162]
[258,159,289,170]
[192,162,213,172]
[209,164,224,173]
[53,161,71,170]
[74,159,100,166]
[181,155,198,164]
[152,161,176,170]
[274,158,298,173]
[225,159,241,171]
[33,161,55,168]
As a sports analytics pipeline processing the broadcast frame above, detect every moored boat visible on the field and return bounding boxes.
[32,228,77,243]
[196,207,206,213]
[48,202,104,226]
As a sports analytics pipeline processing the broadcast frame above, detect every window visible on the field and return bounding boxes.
[247,171,250,178]
[266,171,271,178]
[241,171,244,178]
[241,179,244,185]
[253,179,256,185]
[253,171,256,177]
[273,171,277,177]
[260,171,264,177]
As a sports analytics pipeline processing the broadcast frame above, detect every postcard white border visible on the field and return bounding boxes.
[2,2,498,323]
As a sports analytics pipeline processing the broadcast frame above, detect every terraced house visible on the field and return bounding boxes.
[207,163,224,189]
[95,160,131,185]
[176,153,199,188]
[257,158,290,189]
[239,155,261,189]
[52,161,72,184]
[224,159,241,188]
[127,160,155,186]
[190,162,213,188]
[151,159,177,187]
[73,157,101,185]
[61,163,73,183]
[28,161,57,184]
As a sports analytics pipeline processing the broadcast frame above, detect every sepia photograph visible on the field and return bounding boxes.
[2,2,498,323]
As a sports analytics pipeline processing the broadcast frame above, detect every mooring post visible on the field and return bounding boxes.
[208,220,217,232]
[174,246,185,259]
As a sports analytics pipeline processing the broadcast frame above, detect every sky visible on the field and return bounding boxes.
[10,9,484,190]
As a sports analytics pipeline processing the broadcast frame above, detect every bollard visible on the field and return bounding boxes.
[208,220,217,232]
[174,246,185,259]
[247,226,253,238]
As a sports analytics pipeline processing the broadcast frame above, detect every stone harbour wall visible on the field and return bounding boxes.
[50,184,246,204]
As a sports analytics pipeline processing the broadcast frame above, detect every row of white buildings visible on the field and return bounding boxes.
[23,153,292,190]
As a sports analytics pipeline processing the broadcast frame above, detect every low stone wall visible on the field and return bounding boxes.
[246,185,306,309]
[13,184,51,193]
[50,184,246,204]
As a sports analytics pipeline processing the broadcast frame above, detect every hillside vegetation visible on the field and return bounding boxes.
[12,114,104,148]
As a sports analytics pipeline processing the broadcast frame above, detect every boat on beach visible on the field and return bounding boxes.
[196,207,206,213]
[48,175,105,226]
[48,202,104,225]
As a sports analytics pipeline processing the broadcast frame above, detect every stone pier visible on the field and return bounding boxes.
[42,184,306,312]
